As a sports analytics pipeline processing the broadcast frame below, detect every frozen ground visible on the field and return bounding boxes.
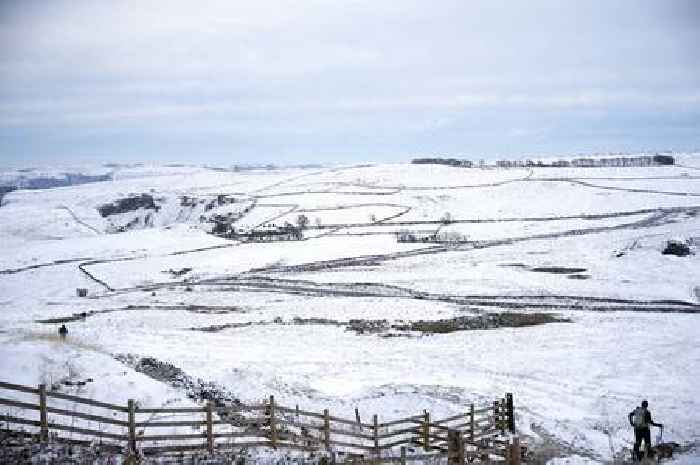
[1,156,699,464]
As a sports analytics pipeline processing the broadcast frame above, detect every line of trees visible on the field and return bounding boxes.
[411,154,674,168]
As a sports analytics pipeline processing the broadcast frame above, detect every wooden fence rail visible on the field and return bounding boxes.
[0,380,520,464]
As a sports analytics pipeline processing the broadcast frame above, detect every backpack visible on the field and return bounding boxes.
[632,406,647,428]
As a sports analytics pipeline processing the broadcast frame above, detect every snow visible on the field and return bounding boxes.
[1,157,699,463]
[277,204,407,225]
[546,456,601,465]
[84,235,429,289]
[0,338,198,412]
[289,222,700,302]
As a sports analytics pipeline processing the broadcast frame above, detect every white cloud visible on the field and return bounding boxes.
[0,0,698,162]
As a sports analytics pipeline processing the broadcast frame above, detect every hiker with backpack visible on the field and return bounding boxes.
[629,400,663,461]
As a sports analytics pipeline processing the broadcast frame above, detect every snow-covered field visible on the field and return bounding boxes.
[1,155,699,464]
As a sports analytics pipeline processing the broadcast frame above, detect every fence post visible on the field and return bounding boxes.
[400,446,406,465]
[447,430,464,465]
[423,410,430,451]
[469,403,475,443]
[323,408,330,450]
[206,401,214,453]
[127,399,136,455]
[500,398,506,434]
[493,401,499,432]
[372,414,379,456]
[509,437,521,465]
[270,396,277,449]
[506,393,514,434]
[38,384,48,443]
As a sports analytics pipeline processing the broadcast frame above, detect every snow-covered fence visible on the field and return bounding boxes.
[0,381,520,464]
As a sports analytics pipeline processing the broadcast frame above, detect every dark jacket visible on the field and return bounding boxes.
[629,407,662,429]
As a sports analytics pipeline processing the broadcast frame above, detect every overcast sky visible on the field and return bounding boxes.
[1,0,699,167]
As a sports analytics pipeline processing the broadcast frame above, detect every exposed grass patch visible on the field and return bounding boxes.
[35,313,89,324]
[185,313,570,335]
[35,305,250,325]
[390,312,570,334]
[567,274,591,280]
[531,267,587,274]
[189,322,255,332]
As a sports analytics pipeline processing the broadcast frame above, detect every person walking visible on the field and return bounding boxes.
[629,400,663,461]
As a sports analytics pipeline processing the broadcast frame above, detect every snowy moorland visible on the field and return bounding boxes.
[1,155,699,464]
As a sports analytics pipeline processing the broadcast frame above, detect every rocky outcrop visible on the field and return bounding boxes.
[98,193,159,217]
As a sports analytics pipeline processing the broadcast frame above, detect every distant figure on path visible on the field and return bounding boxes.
[58,324,68,338]
[629,400,663,461]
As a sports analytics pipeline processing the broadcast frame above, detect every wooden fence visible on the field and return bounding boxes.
[0,381,521,464]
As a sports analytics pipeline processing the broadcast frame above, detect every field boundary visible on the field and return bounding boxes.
[0,381,522,464]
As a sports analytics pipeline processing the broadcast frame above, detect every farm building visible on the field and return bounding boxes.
[233,223,303,242]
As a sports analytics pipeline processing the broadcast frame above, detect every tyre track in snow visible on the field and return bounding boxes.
[57,205,102,235]
[221,277,700,312]
[102,274,700,313]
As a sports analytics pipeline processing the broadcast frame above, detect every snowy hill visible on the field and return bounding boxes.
[0,156,699,463]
